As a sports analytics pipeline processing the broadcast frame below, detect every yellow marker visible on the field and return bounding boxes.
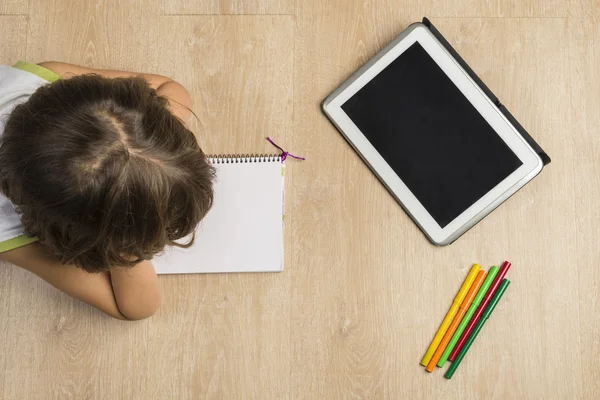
[420,264,480,366]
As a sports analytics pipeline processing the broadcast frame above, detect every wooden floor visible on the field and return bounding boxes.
[1,0,599,398]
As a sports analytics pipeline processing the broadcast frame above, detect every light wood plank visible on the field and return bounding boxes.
[569,14,600,400]
[145,275,291,399]
[292,5,431,398]
[0,15,27,65]
[0,0,28,14]
[422,0,575,18]
[8,266,101,317]
[143,15,294,399]
[293,3,582,396]
[26,0,160,71]
[161,0,295,15]
[0,14,27,395]
[156,15,294,154]
[0,264,9,395]
[3,316,149,400]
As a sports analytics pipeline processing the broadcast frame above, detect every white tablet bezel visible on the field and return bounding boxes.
[322,23,543,245]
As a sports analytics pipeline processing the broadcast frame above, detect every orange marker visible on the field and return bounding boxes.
[426,269,487,372]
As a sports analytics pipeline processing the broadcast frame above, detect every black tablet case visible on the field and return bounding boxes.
[422,17,551,165]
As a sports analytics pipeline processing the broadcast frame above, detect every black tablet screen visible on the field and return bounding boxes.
[341,42,522,227]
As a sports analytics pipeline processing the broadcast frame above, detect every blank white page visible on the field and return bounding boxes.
[153,156,284,274]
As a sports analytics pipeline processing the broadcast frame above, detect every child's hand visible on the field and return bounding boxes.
[109,261,162,320]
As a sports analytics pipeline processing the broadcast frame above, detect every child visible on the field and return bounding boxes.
[0,61,215,320]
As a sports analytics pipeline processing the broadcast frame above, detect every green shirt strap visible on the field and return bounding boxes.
[13,61,61,83]
[0,235,39,253]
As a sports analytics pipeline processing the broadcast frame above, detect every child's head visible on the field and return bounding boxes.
[0,75,214,272]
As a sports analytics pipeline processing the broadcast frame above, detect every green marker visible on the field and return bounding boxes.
[438,266,500,367]
[445,279,510,379]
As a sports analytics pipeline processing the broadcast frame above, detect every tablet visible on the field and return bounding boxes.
[322,20,549,245]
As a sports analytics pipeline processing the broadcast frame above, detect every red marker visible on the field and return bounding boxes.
[448,261,512,361]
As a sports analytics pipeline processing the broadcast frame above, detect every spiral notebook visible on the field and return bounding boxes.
[153,155,284,274]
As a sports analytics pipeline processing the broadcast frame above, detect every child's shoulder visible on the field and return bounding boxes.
[0,62,60,100]
[0,62,57,123]
[9,61,61,83]
[0,62,60,124]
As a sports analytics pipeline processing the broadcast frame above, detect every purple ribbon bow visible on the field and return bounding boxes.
[266,137,305,162]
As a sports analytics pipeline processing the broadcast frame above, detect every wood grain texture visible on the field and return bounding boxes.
[0,264,9,395]
[3,316,149,400]
[421,0,574,18]
[26,0,160,72]
[291,4,426,398]
[0,15,27,395]
[1,0,600,399]
[144,16,294,399]
[569,13,600,400]
[0,15,27,65]
[0,0,27,14]
[154,15,294,155]
[161,0,295,15]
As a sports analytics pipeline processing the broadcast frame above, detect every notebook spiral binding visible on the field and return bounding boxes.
[208,154,282,164]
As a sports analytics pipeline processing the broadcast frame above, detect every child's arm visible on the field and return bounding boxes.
[37,61,193,122]
[0,243,161,320]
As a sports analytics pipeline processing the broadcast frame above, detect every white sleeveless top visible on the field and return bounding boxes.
[0,64,52,246]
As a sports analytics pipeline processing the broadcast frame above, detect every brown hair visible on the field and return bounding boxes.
[0,74,214,272]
